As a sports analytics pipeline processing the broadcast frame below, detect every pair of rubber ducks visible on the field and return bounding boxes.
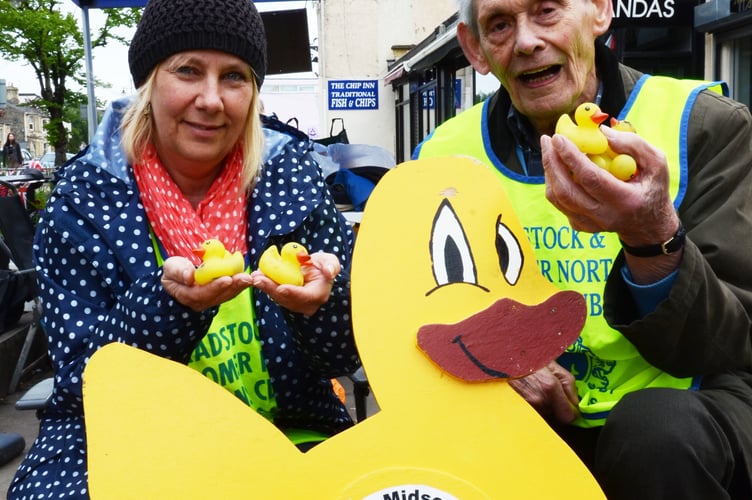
[555,102,637,181]
[192,239,310,286]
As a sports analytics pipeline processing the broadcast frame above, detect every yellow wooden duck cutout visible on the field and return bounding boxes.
[555,102,609,154]
[83,157,605,499]
[258,241,311,285]
[192,238,245,285]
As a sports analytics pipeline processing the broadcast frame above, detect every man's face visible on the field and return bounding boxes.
[462,0,609,132]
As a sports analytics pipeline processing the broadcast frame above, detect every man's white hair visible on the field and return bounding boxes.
[457,0,479,36]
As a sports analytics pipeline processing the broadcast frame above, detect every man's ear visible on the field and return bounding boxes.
[457,22,491,75]
[592,0,614,36]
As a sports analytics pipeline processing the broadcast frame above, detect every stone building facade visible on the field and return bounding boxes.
[0,82,50,162]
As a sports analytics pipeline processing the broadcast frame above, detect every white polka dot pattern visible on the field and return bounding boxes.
[8,107,360,499]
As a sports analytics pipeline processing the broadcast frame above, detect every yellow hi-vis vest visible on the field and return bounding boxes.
[151,234,330,445]
[149,234,278,420]
[415,74,727,427]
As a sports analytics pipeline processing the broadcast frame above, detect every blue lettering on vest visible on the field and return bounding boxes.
[525,225,586,251]
[234,385,250,405]
[538,259,552,281]
[585,292,603,316]
[219,323,237,349]
[558,351,590,381]
[570,229,585,249]
[254,379,272,401]
[556,259,612,284]
[200,366,217,382]
[238,321,256,343]
[258,349,268,372]
[236,351,252,374]
[207,332,223,356]
[542,226,558,250]
[524,226,543,249]
[218,358,240,385]
[192,341,210,362]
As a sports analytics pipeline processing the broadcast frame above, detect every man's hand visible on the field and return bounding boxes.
[542,128,683,283]
[543,127,677,237]
[508,361,580,425]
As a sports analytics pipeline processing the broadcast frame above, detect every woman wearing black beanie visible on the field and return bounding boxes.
[9,0,360,498]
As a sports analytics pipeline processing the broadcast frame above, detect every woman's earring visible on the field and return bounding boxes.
[144,103,151,117]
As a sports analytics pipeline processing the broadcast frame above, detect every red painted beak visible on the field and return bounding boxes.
[417,290,586,381]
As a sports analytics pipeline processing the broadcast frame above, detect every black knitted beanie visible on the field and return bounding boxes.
[128,0,267,89]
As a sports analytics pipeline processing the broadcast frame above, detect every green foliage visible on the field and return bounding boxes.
[474,90,495,105]
[27,180,54,226]
[64,95,93,153]
[0,0,140,158]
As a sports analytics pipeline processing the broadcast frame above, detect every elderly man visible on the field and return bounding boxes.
[414,0,752,497]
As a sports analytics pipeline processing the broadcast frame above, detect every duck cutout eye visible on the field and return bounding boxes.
[428,199,525,295]
[428,199,484,295]
[495,214,523,286]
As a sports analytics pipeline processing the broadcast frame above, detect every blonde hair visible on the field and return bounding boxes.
[120,60,264,193]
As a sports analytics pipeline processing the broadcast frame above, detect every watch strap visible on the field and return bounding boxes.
[620,222,686,257]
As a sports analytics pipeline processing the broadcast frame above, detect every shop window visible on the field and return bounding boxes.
[718,34,752,107]
[611,26,703,78]
[395,84,411,163]
[731,36,751,107]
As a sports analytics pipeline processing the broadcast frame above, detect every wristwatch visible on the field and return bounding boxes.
[619,222,686,257]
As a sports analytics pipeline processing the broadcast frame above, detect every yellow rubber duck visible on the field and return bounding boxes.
[555,102,609,154]
[191,239,245,285]
[589,118,638,181]
[258,241,310,286]
[82,157,604,499]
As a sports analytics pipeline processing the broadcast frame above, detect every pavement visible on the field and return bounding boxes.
[0,363,377,496]
[0,368,51,495]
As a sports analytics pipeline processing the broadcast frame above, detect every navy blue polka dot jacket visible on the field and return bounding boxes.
[12,99,361,497]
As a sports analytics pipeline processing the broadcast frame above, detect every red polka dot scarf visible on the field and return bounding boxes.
[133,143,248,265]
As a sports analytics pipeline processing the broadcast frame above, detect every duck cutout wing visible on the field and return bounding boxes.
[84,343,306,498]
[192,238,245,285]
[83,157,604,499]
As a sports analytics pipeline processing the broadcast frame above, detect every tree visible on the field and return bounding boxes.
[0,0,139,164]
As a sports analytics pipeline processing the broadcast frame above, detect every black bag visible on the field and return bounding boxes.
[314,118,349,146]
[285,117,299,129]
[0,269,26,331]
[261,114,311,142]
